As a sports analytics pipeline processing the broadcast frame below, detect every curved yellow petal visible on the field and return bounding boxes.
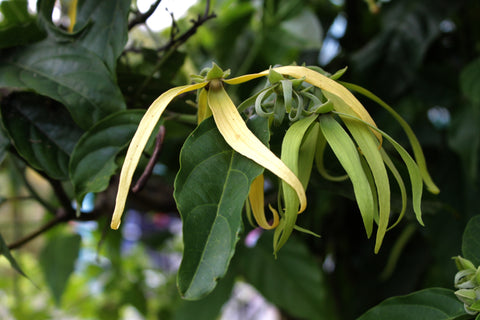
[227,66,381,141]
[248,174,279,230]
[207,84,307,213]
[111,82,207,230]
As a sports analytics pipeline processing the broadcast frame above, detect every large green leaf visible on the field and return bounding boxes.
[1,92,84,180]
[73,0,131,72]
[69,110,145,204]
[174,268,235,320]
[236,232,338,320]
[462,215,480,266]
[0,39,125,129]
[39,232,82,304]
[0,232,28,278]
[174,116,269,299]
[0,0,45,48]
[460,57,480,105]
[357,288,466,320]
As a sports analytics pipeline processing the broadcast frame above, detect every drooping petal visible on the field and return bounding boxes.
[196,88,211,124]
[325,90,391,253]
[319,114,375,237]
[339,81,440,194]
[111,82,207,229]
[248,174,279,230]
[274,116,319,252]
[334,111,425,227]
[207,84,307,213]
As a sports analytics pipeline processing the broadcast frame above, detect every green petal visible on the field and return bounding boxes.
[334,111,425,227]
[274,115,319,252]
[319,114,375,237]
[339,81,439,195]
[324,91,390,253]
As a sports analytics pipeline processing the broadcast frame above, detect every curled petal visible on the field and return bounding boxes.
[248,174,279,230]
[207,85,307,213]
[111,82,207,229]
[227,66,381,141]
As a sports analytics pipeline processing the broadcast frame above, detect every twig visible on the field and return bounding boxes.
[7,210,68,250]
[48,178,76,216]
[124,0,216,54]
[7,206,106,251]
[132,125,166,193]
[156,1,216,52]
[128,0,163,30]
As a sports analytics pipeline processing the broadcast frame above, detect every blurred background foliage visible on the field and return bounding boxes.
[0,0,480,319]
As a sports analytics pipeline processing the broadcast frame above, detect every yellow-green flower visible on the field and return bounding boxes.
[111,64,306,230]
[111,63,439,254]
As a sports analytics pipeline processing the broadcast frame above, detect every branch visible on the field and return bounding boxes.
[7,206,107,251]
[156,0,216,52]
[124,0,216,54]
[128,0,163,30]
[132,125,166,193]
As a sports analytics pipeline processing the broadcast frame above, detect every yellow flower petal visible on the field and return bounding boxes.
[227,66,382,141]
[111,82,207,230]
[207,82,307,213]
[248,174,279,230]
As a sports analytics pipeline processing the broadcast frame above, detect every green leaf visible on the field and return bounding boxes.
[39,232,82,305]
[462,215,480,266]
[0,0,45,48]
[460,57,480,105]
[1,92,84,180]
[174,116,269,300]
[319,114,375,237]
[69,110,145,204]
[0,40,126,129]
[0,0,30,25]
[236,233,338,320]
[174,268,235,320]
[357,288,465,320]
[73,0,131,72]
[0,232,28,278]
[448,105,480,184]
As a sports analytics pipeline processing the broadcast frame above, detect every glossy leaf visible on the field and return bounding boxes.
[462,215,480,266]
[70,110,145,205]
[174,269,235,320]
[0,232,28,278]
[0,40,125,129]
[39,233,82,304]
[1,93,84,180]
[236,232,338,320]
[358,288,465,320]
[174,116,269,299]
[0,0,45,48]
[73,0,131,72]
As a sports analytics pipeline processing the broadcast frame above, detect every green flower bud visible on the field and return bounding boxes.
[268,68,284,84]
[455,288,477,305]
[454,256,476,271]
